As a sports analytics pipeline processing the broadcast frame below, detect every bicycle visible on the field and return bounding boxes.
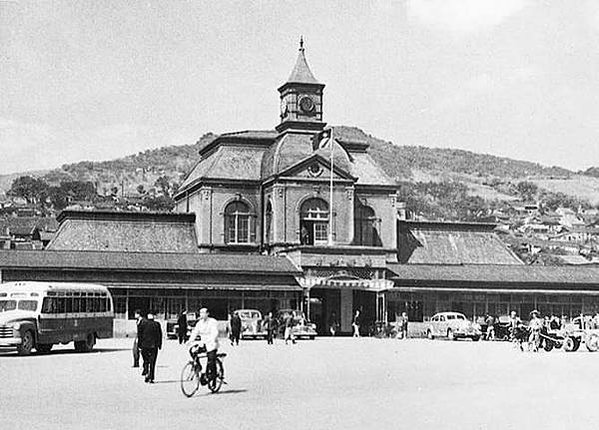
[180,344,226,397]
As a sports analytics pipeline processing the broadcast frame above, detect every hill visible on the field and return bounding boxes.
[1,127,597,219]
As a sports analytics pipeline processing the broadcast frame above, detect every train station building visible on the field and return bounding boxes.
[1,42,599,334]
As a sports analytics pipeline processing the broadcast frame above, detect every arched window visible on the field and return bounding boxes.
[300,198,329,245]
[225,201,254,244]
[264,201,273,244]
[355,204,381,247]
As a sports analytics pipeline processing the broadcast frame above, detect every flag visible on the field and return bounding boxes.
[312,128,331,151]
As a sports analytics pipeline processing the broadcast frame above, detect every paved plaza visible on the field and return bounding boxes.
[1,336,599,429]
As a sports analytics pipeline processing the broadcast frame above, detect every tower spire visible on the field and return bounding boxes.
[299,35,304,52]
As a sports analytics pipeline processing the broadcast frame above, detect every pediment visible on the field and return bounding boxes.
[277,154,355,181]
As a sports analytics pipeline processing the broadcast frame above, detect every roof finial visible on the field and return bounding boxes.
[299,35,304,52]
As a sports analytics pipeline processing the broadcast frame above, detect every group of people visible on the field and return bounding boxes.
[226,311,298,345]
[133,307,220,384]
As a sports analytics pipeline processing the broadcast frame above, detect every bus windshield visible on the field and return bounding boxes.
[0,299,38,312]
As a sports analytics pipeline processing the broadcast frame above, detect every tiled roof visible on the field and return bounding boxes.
[0,217,58,236]
[389,264,599,289]
[48,211,198,253]
[179,146,265,192]
[0,250,302,275]
[398,221,522,265]
[351,153,396,186]
[219,130,277,140]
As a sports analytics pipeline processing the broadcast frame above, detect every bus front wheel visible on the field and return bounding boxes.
[75,333,95,353]
[17,330,34,356]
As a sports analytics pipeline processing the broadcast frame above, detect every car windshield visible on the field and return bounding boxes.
[0,300,37,312]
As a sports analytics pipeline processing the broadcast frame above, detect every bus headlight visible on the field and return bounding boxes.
[8,322,21,330]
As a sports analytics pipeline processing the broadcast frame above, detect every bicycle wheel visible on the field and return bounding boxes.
[207,358,224,393]
[180,361,200,398]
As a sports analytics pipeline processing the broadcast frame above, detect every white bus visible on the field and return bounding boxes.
[0,282,114,355]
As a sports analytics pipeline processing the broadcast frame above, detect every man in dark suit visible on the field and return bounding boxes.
[230,311,242,346]
[177,310,188,344]
[132,309,143,367]
[137,311,163,383]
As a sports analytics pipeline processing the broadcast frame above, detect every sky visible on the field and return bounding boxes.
[1,0,599,174]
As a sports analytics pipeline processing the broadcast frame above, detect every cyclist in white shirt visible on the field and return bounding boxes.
[188,308,219,381]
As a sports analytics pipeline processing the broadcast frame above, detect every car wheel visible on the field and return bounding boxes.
[544,341,554,352]
[427,330,434,340]
[17,330,34,356]
[472,336,480,342]
[309,336,315,340]
[447,329,455,341]
[586,334,599,352]
[563,337,576,352]
[75,333,95,353]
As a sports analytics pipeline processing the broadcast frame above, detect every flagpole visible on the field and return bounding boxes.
[328,127,334,246]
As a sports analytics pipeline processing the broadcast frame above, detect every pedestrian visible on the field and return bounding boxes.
[264,312,276,345]
[485,313,495,341]
[528,310,542,352]
[177,310,188,344]
[352,310,361,337]
[328,312,338,336]
[230,311,241,346]
[137,310,162,383]
[284,312,296,344]
[401,312,409,340]
[132,309,143,368]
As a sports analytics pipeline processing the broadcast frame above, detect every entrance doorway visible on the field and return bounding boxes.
[309,288,341,335]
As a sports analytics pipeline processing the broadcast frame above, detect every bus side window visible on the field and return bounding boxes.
[73,298,81,313]
[42,297,55,313]
[66,297,73,313]
[87,298,94,312]
[100,298,107,312]
[80,297,87,313]
[57,298,66,313]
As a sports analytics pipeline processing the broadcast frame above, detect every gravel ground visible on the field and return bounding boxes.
[1,336,598,430]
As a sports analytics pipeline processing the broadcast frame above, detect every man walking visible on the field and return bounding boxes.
[230,311,241,346]
[284,312,296,344]
[177,310,188,344]
[132,309,143,368]
[137,311,162,383]
[264,312,276,345]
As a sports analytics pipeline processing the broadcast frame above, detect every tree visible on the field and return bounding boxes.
[8,176,48,204]
[154,176,171,197]
[143,195,175,212]
[515,181,538,201]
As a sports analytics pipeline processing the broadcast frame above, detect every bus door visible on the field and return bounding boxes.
[39,293,65,344]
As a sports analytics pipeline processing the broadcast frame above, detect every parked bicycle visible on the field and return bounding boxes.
[180,344,226,397]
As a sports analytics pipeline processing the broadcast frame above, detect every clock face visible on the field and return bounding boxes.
[298,96,315,114]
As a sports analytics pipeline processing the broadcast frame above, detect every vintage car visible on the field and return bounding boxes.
[275,309,317,340]
[236,309,267,340]
[166,313,197,340]
[560,315,599,352]
[426,312,481,341]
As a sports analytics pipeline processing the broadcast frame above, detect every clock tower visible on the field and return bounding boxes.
[276,38,326,133]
